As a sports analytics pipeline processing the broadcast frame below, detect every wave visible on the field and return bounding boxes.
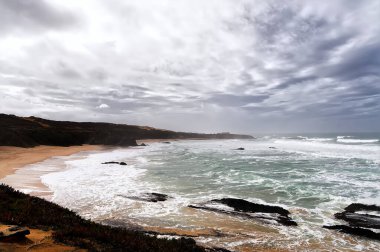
[337,136,351,139]
[272,139,380,162]
[304,137,334,142]
[284,136,334,142]
[337,138,379,143]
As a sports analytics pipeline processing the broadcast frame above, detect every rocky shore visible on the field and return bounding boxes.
[324,203,380,241]
[0,184,229,252]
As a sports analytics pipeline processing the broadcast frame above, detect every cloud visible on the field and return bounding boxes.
[97,104,110,109]
[0,0,79,35]
[0,0,379,133]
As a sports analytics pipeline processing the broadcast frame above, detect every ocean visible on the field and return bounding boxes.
[5,133,380,251]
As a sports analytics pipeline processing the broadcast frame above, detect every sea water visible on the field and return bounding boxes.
[7,134,380,251]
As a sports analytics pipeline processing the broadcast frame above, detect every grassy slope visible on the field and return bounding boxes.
[0,114,253,147]
[0,184,211,252]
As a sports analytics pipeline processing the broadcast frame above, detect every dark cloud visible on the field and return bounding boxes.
[0,0,78,34]
[0,0,380,133]
[323,43,380,81]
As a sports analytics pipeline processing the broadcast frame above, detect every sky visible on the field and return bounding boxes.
[0,0,379,134]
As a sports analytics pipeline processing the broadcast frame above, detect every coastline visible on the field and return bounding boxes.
[0,140,192,194]
[0,145,104,197]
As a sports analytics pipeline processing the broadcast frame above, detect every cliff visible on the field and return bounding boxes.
[0,114,254,147]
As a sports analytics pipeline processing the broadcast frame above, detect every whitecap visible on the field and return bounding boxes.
[337,138,379,143]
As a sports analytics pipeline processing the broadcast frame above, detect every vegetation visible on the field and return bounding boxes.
[0,184,214,252]
[0,114,253,147]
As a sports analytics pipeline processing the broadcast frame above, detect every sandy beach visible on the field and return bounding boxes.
[0,145,102,180]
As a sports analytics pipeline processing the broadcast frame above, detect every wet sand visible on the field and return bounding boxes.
[0,145,102,180]
[0,145,103,197]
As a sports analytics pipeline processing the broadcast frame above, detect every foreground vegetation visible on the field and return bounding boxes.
[0,184,217,252]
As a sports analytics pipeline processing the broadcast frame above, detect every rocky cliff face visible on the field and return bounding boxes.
[0,114,254,147]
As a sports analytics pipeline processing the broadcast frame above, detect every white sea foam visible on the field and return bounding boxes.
[337,135,352,139]
[337,138,379,143]
[272,139,380,162]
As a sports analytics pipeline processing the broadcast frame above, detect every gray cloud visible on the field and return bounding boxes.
[0,0,379,133]
[0,0,78,34]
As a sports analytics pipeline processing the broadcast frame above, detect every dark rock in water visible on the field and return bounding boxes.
[325,203,380,240]
[335,203,380,229]
[118,192,170,202]
[102,161,127,166]
[268,146,276,149]
[163,141,171,144]
[189,198,297,226]
[236,147,244,150]
[344,203,380,213]
[0,226,30,241]
[102,161,120,165]
[213,198,290,216]
[140,143,148,146]
[147,193,168,202]
[207,247,233,252]
[335,212,380,229]
[323,225,380,241]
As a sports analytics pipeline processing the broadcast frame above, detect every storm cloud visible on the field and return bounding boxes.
[0,0,379,133]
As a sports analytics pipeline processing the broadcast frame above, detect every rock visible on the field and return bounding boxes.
[102,161,119,165]
[268,147,276,149]
[0,226,30,241]
[163,141,171,144]
[335,212,380,229]
[344,203,380,213]
[118,192,170,202]
[236,147,244,150]
[212,198,290,216]
[323,225,380,241]
[102,161,127,166]
[324,203,380,241]
[206,247,233,252]
[189,198,297,226]
[140,143,148,146]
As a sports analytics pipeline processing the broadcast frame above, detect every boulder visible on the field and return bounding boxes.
[102,161,127,166]
[236,147,244,150]
[189,198,296,226]
[324,203,380,241]
[0,226,30,241]
[118,193,170,202]
[323,225,380,241]
[140,143,148,146]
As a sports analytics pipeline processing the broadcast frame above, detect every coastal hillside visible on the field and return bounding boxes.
[0,184,224,252]
[0,114,253,147]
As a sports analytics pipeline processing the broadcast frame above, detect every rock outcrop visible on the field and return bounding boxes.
[189,198,297,226]
[323,203,380,241]
[118,193,170,202]
[102,161,127,166]
[0,225,30,241]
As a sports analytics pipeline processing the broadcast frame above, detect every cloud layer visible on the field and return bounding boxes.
[0,0,379,133]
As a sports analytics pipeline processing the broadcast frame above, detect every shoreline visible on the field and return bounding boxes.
[0,145,104,195]
[0,140,191,195]
[0,138,225,182]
